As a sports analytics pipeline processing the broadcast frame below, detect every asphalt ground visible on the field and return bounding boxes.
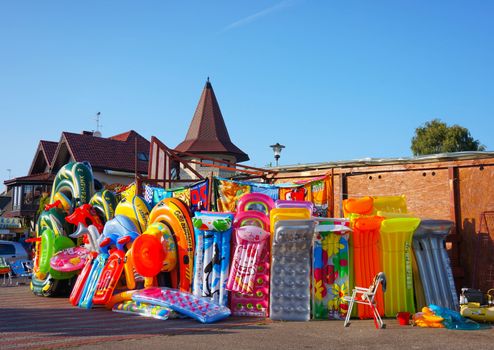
[0,285,492,350]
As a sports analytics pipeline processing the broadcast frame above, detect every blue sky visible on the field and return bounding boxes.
[1,0,493,188]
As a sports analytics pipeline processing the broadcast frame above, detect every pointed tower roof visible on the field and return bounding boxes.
[175,79,249,162]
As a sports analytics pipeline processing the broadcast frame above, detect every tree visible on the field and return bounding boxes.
[411,119,486,156]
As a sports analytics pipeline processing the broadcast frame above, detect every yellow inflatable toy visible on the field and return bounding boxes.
[413,307,445,328]
[115,195,149,233]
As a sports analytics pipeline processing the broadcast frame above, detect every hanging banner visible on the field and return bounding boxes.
[215,178,251,212]
[190,179,209,212]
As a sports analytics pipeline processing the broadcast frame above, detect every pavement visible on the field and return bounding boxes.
[0,285,493,350]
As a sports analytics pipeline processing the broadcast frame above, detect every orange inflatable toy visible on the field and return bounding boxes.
[352,216,385,319]
[148,198,194,292]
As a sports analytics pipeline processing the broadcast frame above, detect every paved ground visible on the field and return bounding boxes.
[0,285,492,350]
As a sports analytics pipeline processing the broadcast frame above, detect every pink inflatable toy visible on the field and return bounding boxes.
[227,226,270,294]
[234,211,270,230]
[237,193,275,216]
[50,246,90,272]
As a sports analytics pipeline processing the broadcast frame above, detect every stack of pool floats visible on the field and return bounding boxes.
[29,161,491,327]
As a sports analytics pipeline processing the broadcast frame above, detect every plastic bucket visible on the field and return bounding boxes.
[396,312,410,325]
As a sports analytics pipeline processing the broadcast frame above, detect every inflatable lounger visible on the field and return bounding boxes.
[132,287,231,323]
[351,216,385,319]
[380,218,421,317]
[270,219,315,321]
[230,211,271,317]
[192,212,233,306]
[237,193,275,216]
[372,195,407,215]
[113,300,177,320]
[312,218,351,320]
[413,220,458,311]
[148,198,195,292]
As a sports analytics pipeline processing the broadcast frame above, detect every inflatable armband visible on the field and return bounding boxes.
[270,220,315,321]
[132,287,231,323]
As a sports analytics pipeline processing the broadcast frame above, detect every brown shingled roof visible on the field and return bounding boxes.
[175,80,249,162]
[4,172,55,185]
[51,130,150,174]
[40,140,58,165]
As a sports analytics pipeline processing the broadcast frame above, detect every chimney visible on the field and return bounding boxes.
[82,131,94,136]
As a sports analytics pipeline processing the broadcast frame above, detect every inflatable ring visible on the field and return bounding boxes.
[90,190,117,223]
[50,162,94,210]
[148,198,194,292]
[237,193,275,215]
[234,211,270,230]
[132,234,166,277]
[115,195,149,233]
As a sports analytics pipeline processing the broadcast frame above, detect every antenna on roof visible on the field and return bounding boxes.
[93,112,102,137]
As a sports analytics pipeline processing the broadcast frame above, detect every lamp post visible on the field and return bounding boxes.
[6,169,11,179]
[270,143,285,167]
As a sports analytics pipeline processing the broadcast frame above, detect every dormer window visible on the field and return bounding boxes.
[137,152,149,161]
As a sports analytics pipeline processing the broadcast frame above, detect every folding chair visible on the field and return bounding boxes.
[343,272,386,329]
[9,259,33,285]
[0,257,12,286]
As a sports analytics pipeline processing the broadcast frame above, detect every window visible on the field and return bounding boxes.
[0,243,15,255]
[23,185,34,205]
[137,152,149,161]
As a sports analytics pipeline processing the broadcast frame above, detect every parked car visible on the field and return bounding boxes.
[0,240,29,263]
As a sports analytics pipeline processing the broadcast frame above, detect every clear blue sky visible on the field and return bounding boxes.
[1,0,493,189]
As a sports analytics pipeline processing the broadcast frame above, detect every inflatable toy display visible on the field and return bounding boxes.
[192,212,234,306]
[69,251,98,306]
[113,300,177,320]
[413,220,458,311]
[132,287,231,323]
[312,218,351,320]
[65,204,104,234]
[115,195,149,234]
[380,217,421,317]
[78,251,108,309]
[270,219,316,321]
[148,198,195,292]
[351,216,384,319]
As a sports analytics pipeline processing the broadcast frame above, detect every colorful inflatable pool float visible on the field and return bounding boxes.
[270,219,315,321]
[227,225,270,295]
[231,211,271,318]
[352,216,384,319]
[192,212,234,306]
[342,197,373,218]
[65,204,104,233]
[115,195,149,234]
[275,199,314,213]
[50,246,89,272]
[380,217,420,317]
[90,190,117,223]
[113,300,177,320]
[69,251,98,306]
[78,252,109,309]
[237,193,275,216]
[460,303,494,323]
[132,287,231,323]
[148,198,195,292]
[105,290,139,309]
[49,161,94,209]
[413,220,458,311]
[372,195,407,214]
[312,218,351,320]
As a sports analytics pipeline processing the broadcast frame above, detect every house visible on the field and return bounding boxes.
[3,130,150,233]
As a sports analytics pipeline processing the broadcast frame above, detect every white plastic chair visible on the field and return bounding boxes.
[343,272,386,329]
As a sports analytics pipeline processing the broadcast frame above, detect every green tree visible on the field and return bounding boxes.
[411,119,486,156]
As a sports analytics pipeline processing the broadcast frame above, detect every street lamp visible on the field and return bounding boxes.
[6,169,12,179]
[270,143,285,167]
